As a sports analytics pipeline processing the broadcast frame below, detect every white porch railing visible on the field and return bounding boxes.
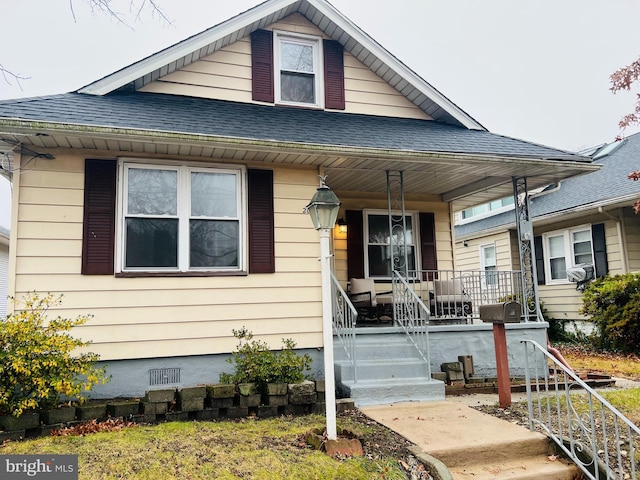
[407,269,531,322]
[522,339,640,479]
[392,271,432,376]
[331,272,358,382]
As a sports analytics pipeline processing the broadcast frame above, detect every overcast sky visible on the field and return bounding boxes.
[2,0,640,229]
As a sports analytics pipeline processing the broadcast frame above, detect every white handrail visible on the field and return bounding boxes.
[522,339,640,479]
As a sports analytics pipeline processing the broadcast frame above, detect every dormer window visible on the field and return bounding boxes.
[251,29,345,110]
[275,33,322,107]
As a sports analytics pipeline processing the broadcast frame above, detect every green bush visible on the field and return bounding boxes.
[220,328,312,390]
[0,292,109,417]
[580,273,640,353]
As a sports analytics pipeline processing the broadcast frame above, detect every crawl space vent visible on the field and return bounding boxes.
[149,368,181,386]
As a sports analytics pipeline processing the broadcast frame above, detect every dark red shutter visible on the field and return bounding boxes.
[323,39,345,110]
[251,29,274,103]
[248,169,275,273]
[592,223,608,277]
[82,159,116,275]
[419,212,437,280]
[346,210,364,279]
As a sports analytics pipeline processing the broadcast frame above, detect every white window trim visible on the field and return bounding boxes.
[363,209,419,280]
[273,30,324,108]
[116,159,247,273]
[542,224,594,285]
[479,243,497,287]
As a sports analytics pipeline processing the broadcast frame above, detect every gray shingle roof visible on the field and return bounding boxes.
[0,92,585,160]
[455,132,640,237]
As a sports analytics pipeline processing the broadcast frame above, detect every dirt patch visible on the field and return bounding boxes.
[337,409,434,479]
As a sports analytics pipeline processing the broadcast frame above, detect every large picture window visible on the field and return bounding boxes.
[365,211,417,279]
[274,32,322,108]
[543,226,593,283]
[119,162,244,272]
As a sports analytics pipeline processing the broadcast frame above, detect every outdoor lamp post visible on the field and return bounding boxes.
[304,176,341,440]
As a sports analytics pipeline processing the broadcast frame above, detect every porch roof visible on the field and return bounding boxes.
[0,91,597,209]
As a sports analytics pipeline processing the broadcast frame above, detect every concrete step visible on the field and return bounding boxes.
[447,455,579,480]
[430,436,550,468]
[339,377,444,406]
[432,417,580,479]
[334,334,418,362]
[335,358,431,383]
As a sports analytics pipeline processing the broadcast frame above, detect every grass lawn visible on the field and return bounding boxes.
[560,344,640,380]
[0,413,415,480]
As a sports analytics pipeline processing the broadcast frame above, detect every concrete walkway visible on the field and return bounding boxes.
[360,377,640,479]
[361,401,578,479]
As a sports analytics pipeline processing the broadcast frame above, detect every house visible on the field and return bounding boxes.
[0,0,598,404]
[454,133,640,328]
[0,226,8,318]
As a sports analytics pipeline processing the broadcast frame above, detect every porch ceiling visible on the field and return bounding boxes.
[0,126,597,210]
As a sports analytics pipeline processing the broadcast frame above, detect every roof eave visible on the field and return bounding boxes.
[0,118,599,169]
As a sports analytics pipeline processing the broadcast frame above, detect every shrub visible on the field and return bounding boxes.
[0,292,109,417]
[220,328,312,390]
[580,273,640,353]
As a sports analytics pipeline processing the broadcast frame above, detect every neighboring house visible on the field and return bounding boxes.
[0,0,597,403]
[0,226,8,317]
[455,133,640,324]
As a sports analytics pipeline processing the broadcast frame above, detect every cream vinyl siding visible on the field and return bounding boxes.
[139,13,431,120]
[12,151,324,361]
[453,231,514,272]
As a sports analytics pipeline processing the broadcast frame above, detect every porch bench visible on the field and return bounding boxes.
[430,279,472,319]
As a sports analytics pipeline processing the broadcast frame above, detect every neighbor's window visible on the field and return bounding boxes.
[543,226,593,283]
[120,162,244,272]
[480,244,498,286]
[275,32,322,107]
[460,196,514,222]
[365,211,417,279]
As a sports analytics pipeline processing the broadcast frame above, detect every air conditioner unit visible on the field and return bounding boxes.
[567,264,594,291]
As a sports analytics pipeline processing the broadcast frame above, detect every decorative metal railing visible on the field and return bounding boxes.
[407,269,533,322]
[331,272,358,382]
[522,339,640,479]
[392,271,431,375]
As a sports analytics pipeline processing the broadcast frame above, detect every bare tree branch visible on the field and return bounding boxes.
[0,65,29,91]
[2,1,172,88]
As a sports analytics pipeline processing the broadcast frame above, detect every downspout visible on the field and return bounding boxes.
[598,206,628,273]
[6,151,20,312]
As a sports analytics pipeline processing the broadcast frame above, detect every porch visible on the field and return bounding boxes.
[331,269,546,406]
[346,269,531,325]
